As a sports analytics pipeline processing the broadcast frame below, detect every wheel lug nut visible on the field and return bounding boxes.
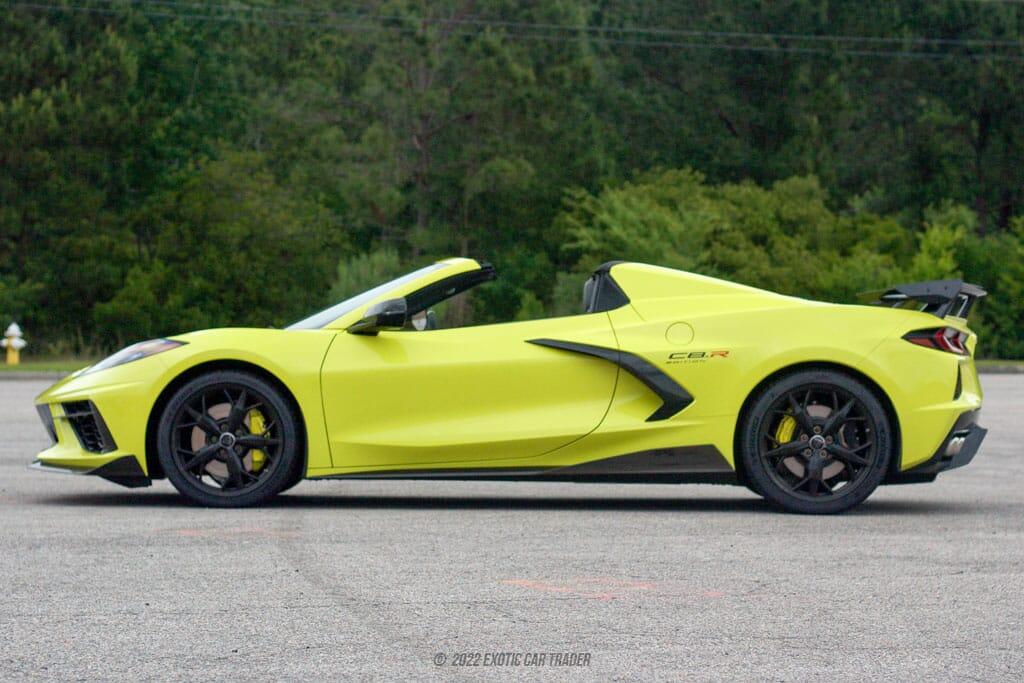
[800,434,809,441]
[813,426,822,434]
[803,449,812,456]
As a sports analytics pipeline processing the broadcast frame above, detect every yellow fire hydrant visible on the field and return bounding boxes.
[2,323,27,365]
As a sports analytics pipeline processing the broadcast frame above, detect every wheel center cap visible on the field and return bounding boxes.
[218,432,237,448]
[809,434,826,450]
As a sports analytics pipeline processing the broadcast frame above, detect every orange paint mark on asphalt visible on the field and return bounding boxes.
[502,579,614,599]
[503,579,575,593]
[502,578,655,599]
[576,578,657,590]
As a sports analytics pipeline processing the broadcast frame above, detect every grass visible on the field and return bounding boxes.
[976,358,1024,369]
[0,358,96,373]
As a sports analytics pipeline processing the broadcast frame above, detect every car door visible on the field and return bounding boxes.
[319,314,619,471]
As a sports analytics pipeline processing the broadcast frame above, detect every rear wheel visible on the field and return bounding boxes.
[740,370,892,514]
[157,371,301,507]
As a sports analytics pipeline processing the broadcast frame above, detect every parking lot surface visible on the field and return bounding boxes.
[1,376,1022,681]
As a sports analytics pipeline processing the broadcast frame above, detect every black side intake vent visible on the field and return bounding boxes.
[62,401,117,454]
[37,404,58,445]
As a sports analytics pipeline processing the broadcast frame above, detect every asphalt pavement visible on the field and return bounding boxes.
[1,376,1021,681]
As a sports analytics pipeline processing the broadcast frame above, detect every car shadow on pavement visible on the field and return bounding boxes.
[28,489,975,515]
[30,490,769,512]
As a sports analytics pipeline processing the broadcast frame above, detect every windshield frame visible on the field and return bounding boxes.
[286,262,451,330]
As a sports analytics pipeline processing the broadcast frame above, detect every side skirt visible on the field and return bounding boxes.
[308,446,738,485]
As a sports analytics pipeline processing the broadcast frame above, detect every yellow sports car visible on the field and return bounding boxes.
[32,258,987,513]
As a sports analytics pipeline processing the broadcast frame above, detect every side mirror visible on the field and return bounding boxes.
[347,298,408,335]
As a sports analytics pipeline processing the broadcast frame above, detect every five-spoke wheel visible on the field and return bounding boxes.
[740,370,892,514]
[157,371,301,507]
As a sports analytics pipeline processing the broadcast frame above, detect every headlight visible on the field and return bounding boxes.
[84,339,186,375]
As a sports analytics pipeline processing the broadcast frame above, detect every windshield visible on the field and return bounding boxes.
[286,263,449,330]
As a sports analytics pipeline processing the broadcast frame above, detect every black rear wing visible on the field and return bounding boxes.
[859,279,987,319]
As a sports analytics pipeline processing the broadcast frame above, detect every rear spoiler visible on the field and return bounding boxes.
[858,279,987,319]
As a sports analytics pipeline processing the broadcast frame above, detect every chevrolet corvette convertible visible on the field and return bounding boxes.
[32,258,987,513]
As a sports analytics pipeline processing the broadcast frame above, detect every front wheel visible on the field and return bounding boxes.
[739,370,892,514]
[157,371,302,507]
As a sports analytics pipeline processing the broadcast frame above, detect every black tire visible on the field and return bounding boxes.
[279,460,306,495]
[157,371,301,507]
[742,479,765,498]
[739,369,892,514]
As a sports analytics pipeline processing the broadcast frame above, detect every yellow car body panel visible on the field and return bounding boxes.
[31,257,986,512]
[33,260,488,479]
[595,263,983,471]
[320,314,619,470]
[35,329,337,476]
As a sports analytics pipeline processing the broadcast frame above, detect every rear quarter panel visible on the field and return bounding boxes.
[601,264,963,470]
[601,302,907,465]
[854,314,982,469]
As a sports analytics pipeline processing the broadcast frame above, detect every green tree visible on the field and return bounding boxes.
[94,152,341,344]
[555,168,919,306]
[330,248,406,301]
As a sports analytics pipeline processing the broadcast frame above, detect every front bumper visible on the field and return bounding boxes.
[33,397,153,489]
[887,409,987,484]
[28,456,151,488]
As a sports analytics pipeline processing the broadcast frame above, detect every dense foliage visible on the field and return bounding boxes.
[1,1,1022,356]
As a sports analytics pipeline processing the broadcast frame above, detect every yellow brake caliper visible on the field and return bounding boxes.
[248,409,267,472]
[775,415,796,444]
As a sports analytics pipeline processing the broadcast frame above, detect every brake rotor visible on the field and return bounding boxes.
[776,405,847,480]
[189,404,266,482]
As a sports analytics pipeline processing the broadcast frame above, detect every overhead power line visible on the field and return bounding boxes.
[6,0,1024,62]
[86,0,1024,48]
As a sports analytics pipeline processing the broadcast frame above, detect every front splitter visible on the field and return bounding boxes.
[29,456,151,489]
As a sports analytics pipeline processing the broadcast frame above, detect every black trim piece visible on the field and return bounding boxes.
[90,456,152,488]
[405,264,497,316]
[583,261,630,313]
[885,410,987,484]
[61,401,117,454]
[28,456,152,488]
[348,297,409,336]
[312,467,549,480]
[540,446,733,479]
[308,446,736,484]
[37,404,57,445]
[859,279,987,318]
[527,339,693,421]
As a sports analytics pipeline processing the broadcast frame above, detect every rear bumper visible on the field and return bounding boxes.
[886,409,987,484]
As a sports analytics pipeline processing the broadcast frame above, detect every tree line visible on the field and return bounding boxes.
[1,1,1022,357]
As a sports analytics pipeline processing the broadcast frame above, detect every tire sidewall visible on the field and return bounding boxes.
[741,370,892,514]
[156,370,300,507]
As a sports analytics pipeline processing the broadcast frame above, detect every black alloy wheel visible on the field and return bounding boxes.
[157,371,301,507]
[740,370,892,514]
